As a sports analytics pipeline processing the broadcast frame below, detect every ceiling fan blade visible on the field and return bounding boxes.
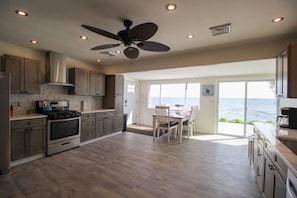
[124,47,139,59]
[82,25,120,40]
[91,44,121,50]
[137,41,170,52]
[129,23,158,41]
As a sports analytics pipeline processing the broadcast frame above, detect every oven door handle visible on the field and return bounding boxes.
[61,142,71,146]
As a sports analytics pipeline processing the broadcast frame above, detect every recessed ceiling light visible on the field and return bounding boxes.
[166,3,177,11]
[97,59,101,62]
[15,10,28,16]
[30,40,38,44]
[116,50,121,54]
[272,17,284,23]
[80,35,88,40]
[187,34,195,39]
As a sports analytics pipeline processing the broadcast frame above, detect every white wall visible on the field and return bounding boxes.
[138,73,275,134]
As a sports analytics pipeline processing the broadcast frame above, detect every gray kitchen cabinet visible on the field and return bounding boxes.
[1,54,40,94]
[81,113,96,142]
[89,71,105,96]
[11,118,46,161]
[69,68,89,95]
[276,43,297,98]
[103,75,124,132]
[96,111,115,136]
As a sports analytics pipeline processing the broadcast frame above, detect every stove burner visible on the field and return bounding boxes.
[46,110,81,120]
[36,100,81,120]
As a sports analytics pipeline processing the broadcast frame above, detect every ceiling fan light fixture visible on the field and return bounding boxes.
[272,17,284,23]
[16,10,28,16]
[166,3,177,11]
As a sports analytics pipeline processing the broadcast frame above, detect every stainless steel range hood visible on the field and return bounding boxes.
[45,51,74,86]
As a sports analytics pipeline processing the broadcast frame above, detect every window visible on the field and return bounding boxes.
[148,83,200,110]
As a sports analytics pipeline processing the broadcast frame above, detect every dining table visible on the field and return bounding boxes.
[152,112,190,143]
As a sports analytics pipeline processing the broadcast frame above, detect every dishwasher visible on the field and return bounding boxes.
[287,169,297,198]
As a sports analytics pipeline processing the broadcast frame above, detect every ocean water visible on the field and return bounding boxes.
[219,98,276,122]
[150,97,276,123]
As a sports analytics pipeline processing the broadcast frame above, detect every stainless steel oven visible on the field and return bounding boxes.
[47,117,81,156]
[36,100,82,156]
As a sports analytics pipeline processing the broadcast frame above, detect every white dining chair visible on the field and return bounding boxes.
[155,105,178,142]
[183,105,198,137]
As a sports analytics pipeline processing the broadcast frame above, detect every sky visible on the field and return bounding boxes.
[219,81,275,99]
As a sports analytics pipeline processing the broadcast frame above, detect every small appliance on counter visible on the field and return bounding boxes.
[278,107,297,129]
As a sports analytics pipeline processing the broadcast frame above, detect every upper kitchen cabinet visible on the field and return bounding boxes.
[68,68,89,96]
[276,43,297,98]
[1,54,40,94]
[89,71,105,96]
[103,75,124,131]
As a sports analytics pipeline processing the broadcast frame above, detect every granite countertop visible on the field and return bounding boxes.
[254,122,297,177]
[10,114,47,121]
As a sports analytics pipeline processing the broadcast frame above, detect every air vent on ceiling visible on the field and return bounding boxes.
[209,23,231,36]
[100,51,116,56]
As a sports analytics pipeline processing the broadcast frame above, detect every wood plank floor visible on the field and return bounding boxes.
[0,132,262,198]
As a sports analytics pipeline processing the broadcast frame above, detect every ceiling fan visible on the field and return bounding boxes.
[81,19,170,60]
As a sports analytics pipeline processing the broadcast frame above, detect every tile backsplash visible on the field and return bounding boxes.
[10,84,102,115]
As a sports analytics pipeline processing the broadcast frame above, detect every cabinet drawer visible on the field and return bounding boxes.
[96,111,115,118]
[81,129,95,142]
[11,118,46,129]
[81,119,95,130]
[82,113,95,120]
[274,153,288,181]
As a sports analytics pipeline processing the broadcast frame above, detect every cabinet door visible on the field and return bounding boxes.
[2,55,24,94]
[104,116,114,134]
[114,114,123,132]
[264,152,273,198]
[96,115,104,137]
[69,68,89,95]
[89,72,105,96]
[96,73,105,96]
[273,170,286,198]
[30,126,46,155]
[115,75,124,96]
[24,58,40,94]
[276,56,283,97]
[11,128,29,161]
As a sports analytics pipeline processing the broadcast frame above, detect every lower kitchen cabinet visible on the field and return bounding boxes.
[81,113,96,142]
[253,125,287,198]
[96,111,115,136]
[263,151,286,198]
[81,110,116,142]
[11,118,46,161]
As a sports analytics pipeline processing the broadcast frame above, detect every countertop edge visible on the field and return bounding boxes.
[254,122,297,177]
[10,114,48,121]
[80,109,116,114]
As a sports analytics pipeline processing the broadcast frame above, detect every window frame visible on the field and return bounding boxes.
[148,82,200,110]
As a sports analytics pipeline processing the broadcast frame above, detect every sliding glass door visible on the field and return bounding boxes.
[218,81,276,137]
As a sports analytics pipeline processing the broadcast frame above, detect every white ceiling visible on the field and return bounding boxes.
[0,0,297,68]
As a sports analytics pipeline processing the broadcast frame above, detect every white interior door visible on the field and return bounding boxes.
[124,80,138,125]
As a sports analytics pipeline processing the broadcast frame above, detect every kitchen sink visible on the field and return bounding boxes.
[278,138,297,155]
